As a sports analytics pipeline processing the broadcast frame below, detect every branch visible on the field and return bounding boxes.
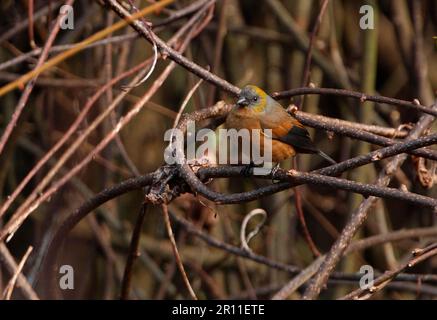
[0,0,175,97]
[0,244,39,300]
[2,246,33,300]
[340,243,437,300]
[295,111,437,161]
[170,212,437,285]
[302,101,437,299]
[195,166,437,209]
[162,204,197,300]
[273,87,437,118]
[104,0,240,96]
[0,0,74,155]
[120,203,149,300]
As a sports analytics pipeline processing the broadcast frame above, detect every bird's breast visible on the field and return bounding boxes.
[225,107,261,131]
[269,139,296,162]
[225,107,296,163]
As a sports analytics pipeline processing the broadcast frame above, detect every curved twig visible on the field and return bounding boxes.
[240,208,267,253]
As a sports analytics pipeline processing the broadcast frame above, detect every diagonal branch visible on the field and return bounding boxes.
[104,0,240,96]
[302,101,437,299]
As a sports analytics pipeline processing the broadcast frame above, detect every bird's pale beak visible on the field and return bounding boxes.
[237,97,248,106]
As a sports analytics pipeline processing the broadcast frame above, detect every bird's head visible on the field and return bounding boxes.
[236,85,268,112]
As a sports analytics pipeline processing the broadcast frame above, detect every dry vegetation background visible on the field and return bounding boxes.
[0,0,436,300]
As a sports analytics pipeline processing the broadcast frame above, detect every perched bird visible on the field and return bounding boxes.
[225,85,336,165]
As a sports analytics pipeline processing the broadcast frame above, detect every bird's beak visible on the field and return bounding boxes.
[237,97,248,106]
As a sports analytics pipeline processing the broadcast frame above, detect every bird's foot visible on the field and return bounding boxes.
[270,163,280,182]
[241,162,255,177]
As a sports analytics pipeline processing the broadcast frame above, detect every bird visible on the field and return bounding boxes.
[225,85,336,166]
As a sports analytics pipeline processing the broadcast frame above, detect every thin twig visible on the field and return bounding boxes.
[105,0,240,95]
[0,59,151,219]
[162,204,198,300]
[294,183,320,257]
[0,0,63,43]
[273,87,437,118]
[302,101,437,300]
[120,203,148,299]
[173,79,204,128]
[0,0,211,228]
[0,244,39,300]
[0,0,174,97]
[0,0,75,156]
[340,244,437,300]
[240,208,267,252]
[2,246,33,300]
[272,256,325,300]
[297,0,329,107]
[0,10,207,242]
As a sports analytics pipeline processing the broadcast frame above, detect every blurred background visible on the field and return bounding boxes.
[0,0,436,299]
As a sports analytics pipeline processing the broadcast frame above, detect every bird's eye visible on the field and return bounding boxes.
[253,96,258,102]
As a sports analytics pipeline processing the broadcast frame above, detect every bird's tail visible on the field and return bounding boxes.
[317,150,336,165]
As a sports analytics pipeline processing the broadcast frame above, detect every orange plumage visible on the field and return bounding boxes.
[225,85,336,164]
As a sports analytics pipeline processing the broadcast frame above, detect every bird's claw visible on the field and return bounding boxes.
[270,163,280,182]
[241,162,254,177]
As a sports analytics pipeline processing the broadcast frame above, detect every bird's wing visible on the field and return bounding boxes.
[257,105,319,154]
[275,124,319,154]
